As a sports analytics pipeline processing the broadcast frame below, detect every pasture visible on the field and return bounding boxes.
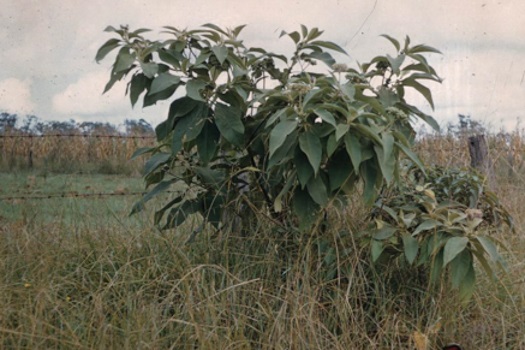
[1,131,524,349]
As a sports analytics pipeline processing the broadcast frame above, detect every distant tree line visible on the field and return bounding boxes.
[0,112,154,136]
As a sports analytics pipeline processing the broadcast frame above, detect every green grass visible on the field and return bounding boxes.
[1,170,524,349]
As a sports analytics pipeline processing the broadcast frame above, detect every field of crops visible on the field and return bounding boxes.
[1,129,524,349]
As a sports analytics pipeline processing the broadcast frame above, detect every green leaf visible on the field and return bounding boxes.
[144,83,178,107]
[408,44,442,55]
[273,174,295,213]
[395,142,426,175]
[402,234,419,264]
[361,160,380,205]
[458,264,476,302]
[269,119,298,158]
[443,236,469,267]
[131,179,175,215]
[293,187,320,230]
[287,31,301,44]
[186,79,208,101]
[148,73,181,96]
[306,174,329,206]
[129,73,149,108]
[313,109,336,126]
[307,51,336,67]
[450,250,473,289]
[344,133,362,173]
[130,146,154,160]
[386,53,405,74]
[299,131,322,176]
[294,149,314,189]
[196,120,220,165]
[194,167,225,189]
[380,34,400,51]
[309,40,347,55]
[214,103,245,147]
[413,219,441,236]
[144,152,171,176]
[335,124,349,141]
[95,38,121,63]
[327,150,352,191]
[375,132,395,184]
[373,224,397,240]
[212,45,229,65]
[340,82,355,100]
[476,236,500,262]
[371,240,385,262]
[140,62,159,78]
[114,47,136,72]
[402,78,435,110]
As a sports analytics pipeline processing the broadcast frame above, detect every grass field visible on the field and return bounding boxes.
[1,149,524,349]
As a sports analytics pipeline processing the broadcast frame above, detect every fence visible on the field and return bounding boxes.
[1,131,524,202]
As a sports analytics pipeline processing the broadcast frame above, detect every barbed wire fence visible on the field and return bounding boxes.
[1,132,525,202]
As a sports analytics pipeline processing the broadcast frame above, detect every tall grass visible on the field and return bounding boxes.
[1,127,524,349]
[0,131,155,174]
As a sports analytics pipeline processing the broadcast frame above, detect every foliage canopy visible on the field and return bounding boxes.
[97,23,442,231]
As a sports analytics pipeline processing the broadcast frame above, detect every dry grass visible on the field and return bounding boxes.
[1,129,525,349]
[0,131,155,174]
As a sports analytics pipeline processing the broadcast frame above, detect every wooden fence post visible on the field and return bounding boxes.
[468,134,494,186]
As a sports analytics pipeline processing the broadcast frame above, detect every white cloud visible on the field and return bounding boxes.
[51,70,170,125]
[0,78,35,114]
[52,71,128,116]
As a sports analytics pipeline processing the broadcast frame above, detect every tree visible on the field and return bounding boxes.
[97,23,513,301]
[97,24,442,232]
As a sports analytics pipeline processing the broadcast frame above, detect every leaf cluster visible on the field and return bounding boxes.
[366,161,513,301]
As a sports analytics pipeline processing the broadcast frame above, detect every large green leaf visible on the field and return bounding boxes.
[449,250,473,289]
[186,79,208,101]
[148,73,181,96]
[114,47,135,72]
[375,132,395,184]
[214,103,245,147]
[95,38,121,63]
[345,133,362,173]
[443,236,469,267]
[309,40,347,54]
[293,187,320,230]
[294,149,314,189]
[194,167,225,189]
[129,73,149,108]
[458,264,476,302]
[131,179,176,215]
[402,234,419,264]
[313,109,336,126]
[211,45,229,65]
[299,131,322,176]
[327,150,352,192]
[413,219,441,236]
[373,225,397,240]
[306,174,329,206]
[144,152,171,176]
[380,34,400,51]
[269,119,298,158]
[402,78,435,109]
[196,121,220,165]
[361,160,380,204]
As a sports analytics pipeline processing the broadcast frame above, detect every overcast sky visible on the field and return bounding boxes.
[1,0,524,131]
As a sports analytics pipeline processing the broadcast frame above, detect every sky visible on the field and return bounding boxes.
[1,0,524,131]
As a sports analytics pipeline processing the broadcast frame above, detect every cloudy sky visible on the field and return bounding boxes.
[1,0,524,131]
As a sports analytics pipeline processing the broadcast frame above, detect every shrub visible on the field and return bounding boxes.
[96,24,442,232]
